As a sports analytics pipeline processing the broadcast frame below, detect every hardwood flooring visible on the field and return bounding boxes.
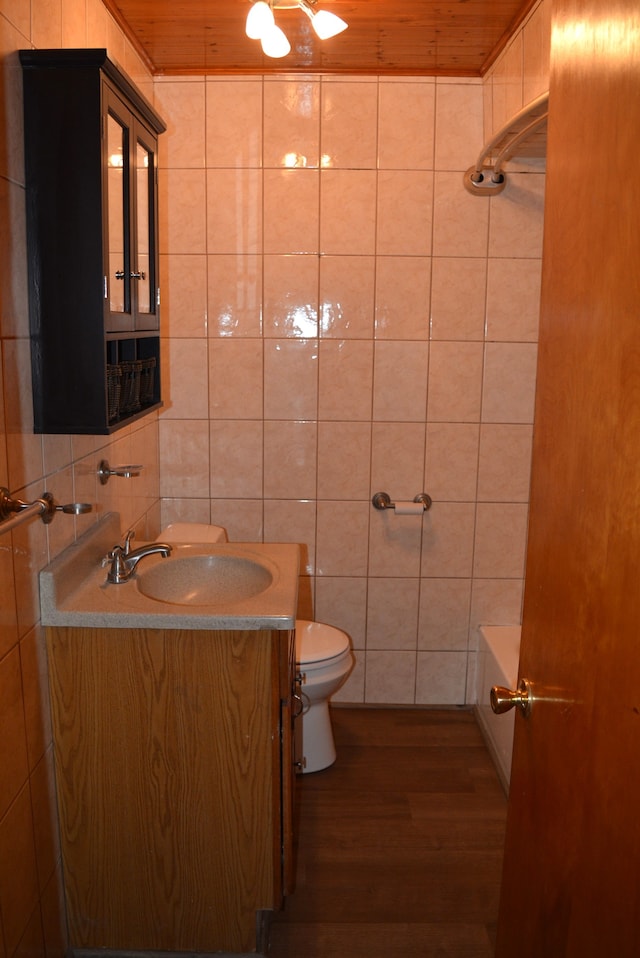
[269,707,507,958]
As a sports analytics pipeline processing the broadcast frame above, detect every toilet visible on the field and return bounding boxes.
[295,619,354,774]
[158,523,354,774]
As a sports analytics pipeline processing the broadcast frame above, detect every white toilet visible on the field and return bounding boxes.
[158,523,354,774]
[295,619,354,774]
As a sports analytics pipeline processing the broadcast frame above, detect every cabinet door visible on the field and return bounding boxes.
[104,85,159,334]
[132,120,160,331]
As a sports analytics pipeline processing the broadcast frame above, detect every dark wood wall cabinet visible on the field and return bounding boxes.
[20,49,166,434]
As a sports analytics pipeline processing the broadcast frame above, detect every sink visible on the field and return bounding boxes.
[136,553,273,605]
[39,512,300,630]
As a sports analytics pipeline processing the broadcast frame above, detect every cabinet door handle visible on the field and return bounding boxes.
[130,271,146,280]
[115,270,125,280]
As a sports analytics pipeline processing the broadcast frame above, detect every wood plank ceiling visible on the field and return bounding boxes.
[103,0,535,76]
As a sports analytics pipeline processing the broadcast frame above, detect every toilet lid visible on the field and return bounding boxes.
[295,620,351,665]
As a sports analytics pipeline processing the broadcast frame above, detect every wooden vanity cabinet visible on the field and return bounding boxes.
[45,625,296,955]
[19,49,165,434]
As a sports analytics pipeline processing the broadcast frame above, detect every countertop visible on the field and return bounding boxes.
[40,513,300,631]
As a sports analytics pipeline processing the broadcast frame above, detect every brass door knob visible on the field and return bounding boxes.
[490,678,533,717]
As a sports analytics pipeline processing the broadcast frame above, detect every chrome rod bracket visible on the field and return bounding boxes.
[98,459,143,485]
[0,487,92,535]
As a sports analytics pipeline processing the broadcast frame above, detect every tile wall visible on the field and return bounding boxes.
[0,2,160,954]
[157,4,548,708]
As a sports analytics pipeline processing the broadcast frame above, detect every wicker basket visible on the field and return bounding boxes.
[106,364,122,423]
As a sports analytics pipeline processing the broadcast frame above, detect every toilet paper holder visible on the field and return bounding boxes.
[372,492,432,512]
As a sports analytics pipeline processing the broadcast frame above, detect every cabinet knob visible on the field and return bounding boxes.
[114,271,146,280]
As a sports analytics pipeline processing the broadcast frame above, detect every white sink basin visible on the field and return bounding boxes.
[136,553,273,605]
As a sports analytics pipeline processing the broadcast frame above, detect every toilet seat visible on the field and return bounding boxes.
[295,620,350,666]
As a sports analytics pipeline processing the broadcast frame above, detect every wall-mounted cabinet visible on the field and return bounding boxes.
[19,49,166,434]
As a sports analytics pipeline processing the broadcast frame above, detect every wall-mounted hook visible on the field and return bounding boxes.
[98,460,143,485]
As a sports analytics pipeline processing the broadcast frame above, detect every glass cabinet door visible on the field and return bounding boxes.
[106,110,129,321]
[134,132,158,329]
[104,85,159,333]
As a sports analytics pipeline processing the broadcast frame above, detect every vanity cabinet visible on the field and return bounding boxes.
[19,49,166,434]
[45,624,296,954]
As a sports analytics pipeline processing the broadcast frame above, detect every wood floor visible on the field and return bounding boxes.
[269,707,507,958]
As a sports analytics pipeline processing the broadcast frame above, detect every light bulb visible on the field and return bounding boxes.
[310,9,348,39]
[261,23,291,57]
[246,1,274,39]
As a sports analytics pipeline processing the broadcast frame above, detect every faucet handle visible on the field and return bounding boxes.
[101,545,122,568]
[123,529,135,554]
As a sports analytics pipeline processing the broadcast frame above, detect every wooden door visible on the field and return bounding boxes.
[495,0,640,954]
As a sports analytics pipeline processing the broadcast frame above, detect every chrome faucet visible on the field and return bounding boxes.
[102,529,172,584]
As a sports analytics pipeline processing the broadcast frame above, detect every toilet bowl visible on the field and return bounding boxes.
[295,620,353,774]
[158,523,354,773]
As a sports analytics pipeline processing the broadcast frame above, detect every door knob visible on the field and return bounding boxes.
[490,678,533,717]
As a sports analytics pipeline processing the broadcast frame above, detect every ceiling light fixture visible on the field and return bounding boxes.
[245,0,348,58]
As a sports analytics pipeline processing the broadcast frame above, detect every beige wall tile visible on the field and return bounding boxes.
[315,500,369,576]
[374,256,431,340]
[318,340,374,421]
[264,420,317,499]
[430,257,486,341]
[161,338,209,419]
[416,651,467,704]
[486,257,541,341]
[320,255,375,339]
[208,420,262,498]
[425,422,480,502]
[159,419,210,498]
[263,498,316,575]
[427,341,484,422]
[367,508,423,578]
[319,170,377,254]
[376,170,433,255]
[378,80,435,170]
[320,80,378,169]
[208,254,263,337]
[366,578,420,650]
[263,168,319,254]
[264,339,318,419]
[206,79,263,168]
[477,424,534,502]
[206,169,262,254]
[473,502,529,578]
[317,421,371,501]
[418,578,472,651]
[263,79,320,169]
[434,82,483,172]
[155,79,205,169]
[264,254,319,337]
[432,171,489,256]
[209,339,263,420]
[160,254,208,338]
[372,341,429,421]
[481,343,538,424]
[365,651,416,704]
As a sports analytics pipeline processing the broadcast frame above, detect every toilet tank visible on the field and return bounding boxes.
[159,522,228,543]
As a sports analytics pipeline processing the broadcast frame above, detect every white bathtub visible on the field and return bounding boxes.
[474,625,521,794]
